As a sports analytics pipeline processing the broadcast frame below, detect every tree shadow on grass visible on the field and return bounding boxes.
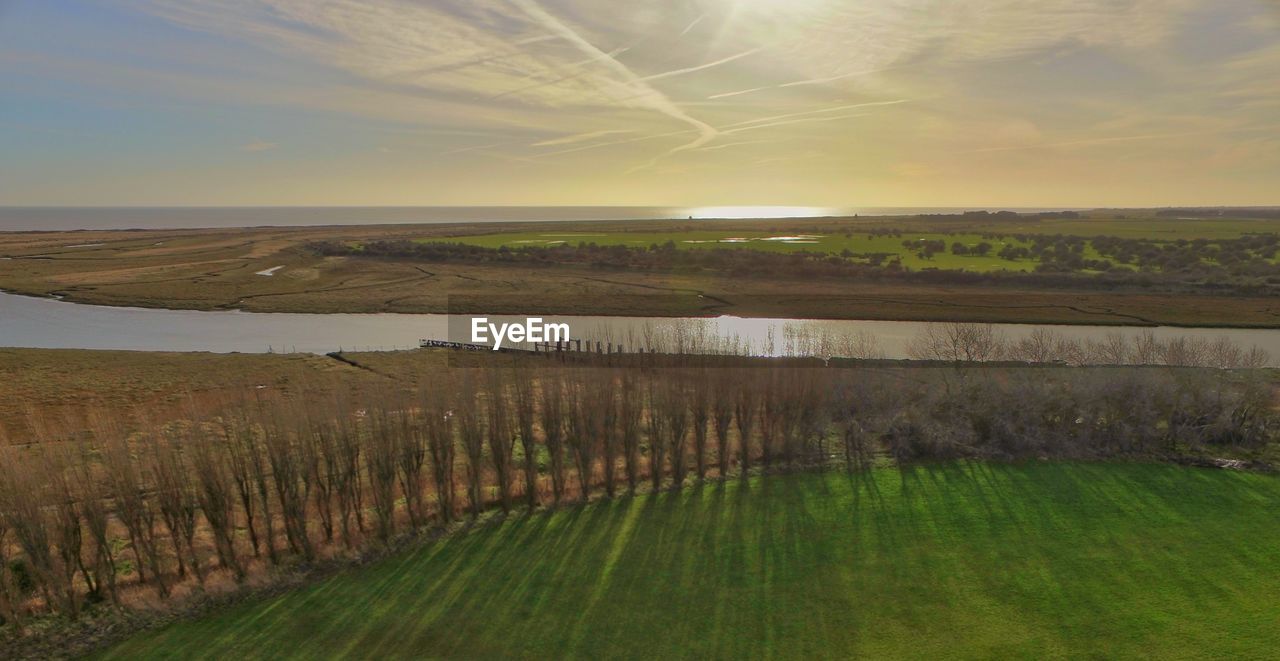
[110,463,1280,660]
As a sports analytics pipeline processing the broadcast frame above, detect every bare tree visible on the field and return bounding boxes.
[150,429,204,584]
[689,370,712,481]
[189,423,246,580]
[734,370,760,474]
[567,374,608,501]
[759,373,784,467]
[660,376,691,488]
[36,448,86,618]
[538,373,568,504]
[1008,328,1082,365]
[644,376,669,491]
[101,433,168,598]
[262,410,314,561]
[511,369,540,508]
[711,371,735,477]
[222,411,269,562]
[75,441,121,606]
[1086,332,1131,365]
[422,381,457,523]
[831,375,875,472]
[618,372,644,492]
[456,375,487,517]
[300,411,337,544]
[393,393,429,528]
[1132,330,1161,365]
[485,372,517,512]
[331,398,366,542]
[600,371,621,498]
[365,401,401,541]
[908,323,1004,363]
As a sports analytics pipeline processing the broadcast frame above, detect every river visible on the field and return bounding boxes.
[2,291,1278,363]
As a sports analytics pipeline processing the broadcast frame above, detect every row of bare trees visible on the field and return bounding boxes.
[0,362,1275,630]
[906,324,1272,367]
[583,321,1273,368]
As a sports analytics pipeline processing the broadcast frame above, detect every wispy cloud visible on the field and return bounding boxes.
[10,0,1274,205]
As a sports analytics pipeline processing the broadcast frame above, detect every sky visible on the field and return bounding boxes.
[1,0,1278,207]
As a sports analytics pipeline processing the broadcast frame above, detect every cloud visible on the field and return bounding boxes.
[40,0,1265,201]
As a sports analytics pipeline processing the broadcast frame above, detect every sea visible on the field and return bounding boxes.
[0,206,1085,232]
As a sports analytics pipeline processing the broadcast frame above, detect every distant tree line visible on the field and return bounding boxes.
[912,210,1080,221]
[1155,208,1280,219]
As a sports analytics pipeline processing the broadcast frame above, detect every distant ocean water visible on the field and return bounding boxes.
[0,206,1085,232]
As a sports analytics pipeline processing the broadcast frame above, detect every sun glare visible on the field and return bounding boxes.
[685,206,834,219]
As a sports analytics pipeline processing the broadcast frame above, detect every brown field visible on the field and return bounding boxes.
[0,347,416,442]
[1,213,1277,326]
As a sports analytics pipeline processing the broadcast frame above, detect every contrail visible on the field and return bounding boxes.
[709,67,901,100]
[708,85,772,100]
[638,47,762,82]
[779,66,900,88]
[724,100,908,130]
[532,129,633,147]
[490,46,631,100]
[722,112,871,135]
[679,14,705,36]
[508,0,718,160]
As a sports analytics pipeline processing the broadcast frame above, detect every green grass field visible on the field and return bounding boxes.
[439,214,1280,273]
[102,462,1280,659]
[438,229,1149,273]
[438,230,1055,272]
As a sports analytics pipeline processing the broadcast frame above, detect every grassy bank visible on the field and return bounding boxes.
[101,462,1280,659]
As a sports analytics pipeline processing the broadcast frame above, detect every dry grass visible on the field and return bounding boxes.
[0,348,405,442]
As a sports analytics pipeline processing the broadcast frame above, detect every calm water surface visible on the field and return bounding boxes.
[0,206,1083,231]
[2,291,1277,360]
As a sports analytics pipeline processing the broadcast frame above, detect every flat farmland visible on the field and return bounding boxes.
[99,463,1280,660]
